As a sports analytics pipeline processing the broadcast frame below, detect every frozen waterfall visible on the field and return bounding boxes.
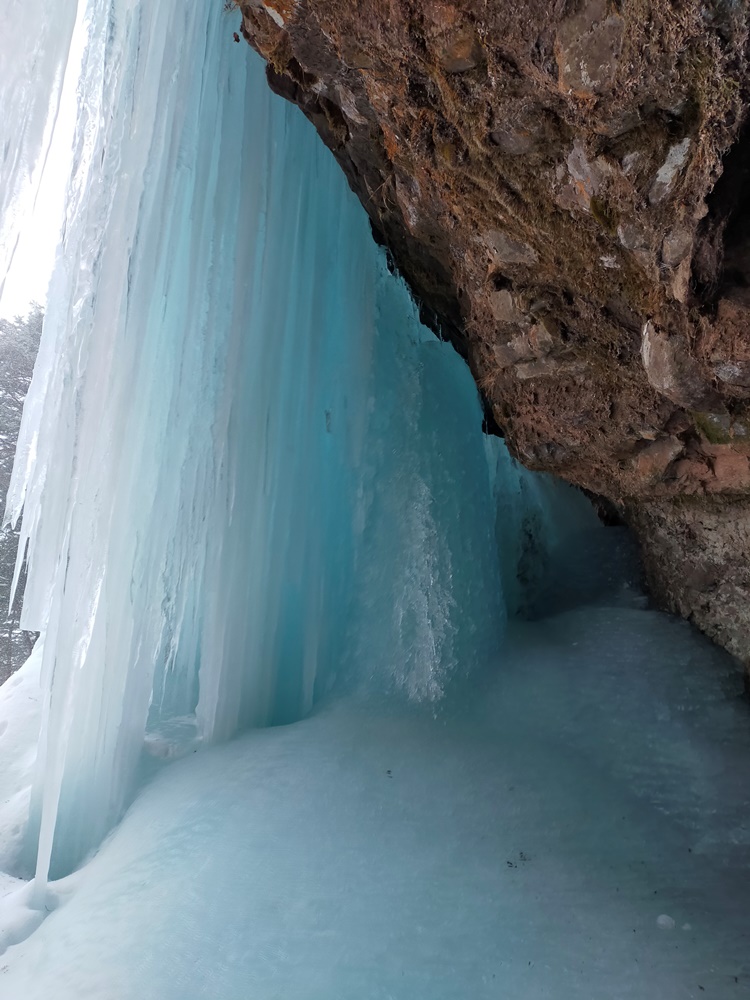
[0,1,749,997]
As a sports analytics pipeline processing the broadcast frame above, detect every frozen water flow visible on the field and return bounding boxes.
[1,0,517,886]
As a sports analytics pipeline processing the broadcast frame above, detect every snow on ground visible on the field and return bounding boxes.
[0,604,747,999]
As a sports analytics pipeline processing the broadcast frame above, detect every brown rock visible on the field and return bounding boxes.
[439,32,484,73]
[664,410,693,435]
[490,125,538,156]
[714,361,750,388]
[649,139,691,205]
[493,334,533,368]
[557,0,624,96]
[668,258,692,304]
[633,436,684,481]
[484,230,538,266]
[662,226,694,267]
[489,289,523,325]
[562,141,602,212]
[670,457,713,485]
[514,357,587,379]
[711,451,750,490]
[530,317,557,354]
[641,322,722,410]
[617,222,648,251]
[339,38,373,70]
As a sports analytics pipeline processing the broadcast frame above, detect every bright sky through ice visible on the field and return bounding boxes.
[0,9,87,321]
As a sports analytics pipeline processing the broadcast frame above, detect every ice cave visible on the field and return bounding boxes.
[0,1,748,997]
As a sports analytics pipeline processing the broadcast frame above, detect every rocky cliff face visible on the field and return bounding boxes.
[236,0,750,673]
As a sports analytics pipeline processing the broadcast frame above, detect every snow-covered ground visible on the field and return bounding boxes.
[1,595,748,999]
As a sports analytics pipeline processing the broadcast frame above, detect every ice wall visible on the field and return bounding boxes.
[1,0,519,887]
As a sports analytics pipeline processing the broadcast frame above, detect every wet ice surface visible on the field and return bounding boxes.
[1,602,748,1000]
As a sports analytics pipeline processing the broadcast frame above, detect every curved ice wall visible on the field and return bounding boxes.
[1,0,526,887]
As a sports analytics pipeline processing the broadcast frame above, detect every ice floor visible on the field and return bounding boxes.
[1,599,748,999]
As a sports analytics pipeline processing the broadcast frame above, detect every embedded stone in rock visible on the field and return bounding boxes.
[711,451,750,491]
[621,151,644,178]
[670,457,714,489]
[633,436,684,482]
[557,0,624,96]
[394,174,422,233]
[641,321,722,410]
[694,411,733,443]
[246,0,296,28]
[531,317,557,354]
[490,125,539,156]
[339,38,374,70]
[600,254,620,270]
[439,31,484,73]
[493,332,535,368]
[617,222,648,251]
[714,361,750,388]
[669,258,692,304]
[662,227,694,267]
[422,3,485,73]
[493,316,558,368]
[649,139,691,205]
[335,84,368,126]
[489,288,523,325]
[484,230,538,266]
[563,141,602,212]
[514,356,587,379]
